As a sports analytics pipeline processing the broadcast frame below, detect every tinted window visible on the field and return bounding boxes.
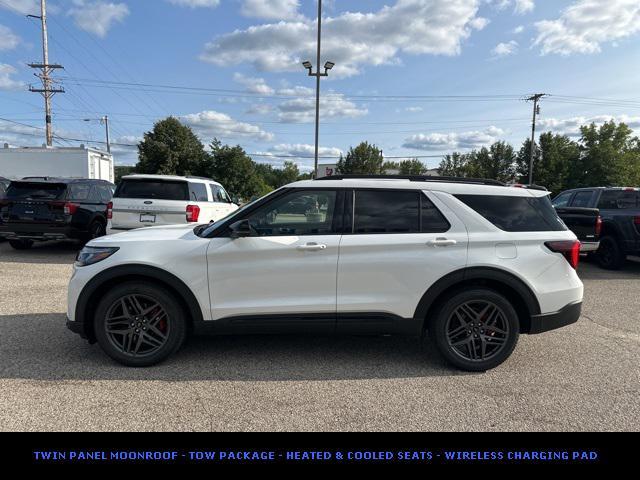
[98,185,113,203]
[421,195,450,233]
[189,182,209,202]
[552,192,573,208]
[570,191,593,208]
[456,194,567,232]
[247,190,337,236]
[115,180,188,200]
[211,184,231,203]
[354,190,420,234]
[68,183,91,201]
[598,190,639,210]
[5,182,66,200]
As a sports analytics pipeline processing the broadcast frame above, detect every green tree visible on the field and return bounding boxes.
[468,141,516,182]
[136,117,207,176]
[114,165,136,184]
[337,142,384,174]
[439,152,470,177]
[398,159,427,175]
[573,121,640,188]
[204,139,271,200]
[516,133,579,194]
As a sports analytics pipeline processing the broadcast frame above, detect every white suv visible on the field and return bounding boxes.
[67,175,583,371]
[107,174,238,234]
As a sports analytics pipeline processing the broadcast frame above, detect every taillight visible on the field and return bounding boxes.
[545,240,581,270]
[186,204,200,222]
[107,201,113,220]
[595,215,602,236]
[634,216,640,226]
[64,202,79,215]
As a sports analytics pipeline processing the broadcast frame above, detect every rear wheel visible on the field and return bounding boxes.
[87,220,106,240]
[595,235,625,270]
[9,239,34,250]
[430,289,519,371]
[94,282,187,367]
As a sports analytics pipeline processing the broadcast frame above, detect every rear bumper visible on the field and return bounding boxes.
[0,223,80,240]
[580,241,600,252]
[529,301,582,334]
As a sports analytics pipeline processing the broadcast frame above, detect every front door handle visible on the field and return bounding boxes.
[297,243,327,252]
[428,238,457,247]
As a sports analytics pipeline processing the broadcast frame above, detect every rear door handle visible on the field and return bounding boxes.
[428,238,457,247]
[297,243,327,252]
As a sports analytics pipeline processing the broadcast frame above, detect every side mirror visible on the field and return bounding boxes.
[229,219,252,238]
[231,196,240,205]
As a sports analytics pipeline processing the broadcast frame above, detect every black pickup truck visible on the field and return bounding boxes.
[553,187,640,269]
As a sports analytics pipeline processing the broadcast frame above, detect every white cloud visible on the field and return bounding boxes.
[0,64,24,91]
[0,0,40,15]
[514,0,534,14]
[233,72,275,95]
[240,0,301,20]
[0,25,20,51]
[538,115,640,137]
[534,0,640,55]
[255,143,343,171]
[403,126,506,150]
[403,106,424,113]
[166,0,220,8]
[512,25,524,34]
[491,40,518,57]
[245,103,273,115]
[277,91,368,123]
[201,0,486,78]
[68,1,129,38]
[180,110,274,141]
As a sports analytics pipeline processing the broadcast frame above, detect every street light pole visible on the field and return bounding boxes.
[84,115,111,154]
[302,0,334,179]
[525,93,547,185]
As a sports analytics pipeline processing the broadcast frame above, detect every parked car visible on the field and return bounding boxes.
[67,175,583,371]
[0,177,114,249]
[552,187,639,269]
[554,206,601,252]
[107,175,238,234]
[0,177,8,242]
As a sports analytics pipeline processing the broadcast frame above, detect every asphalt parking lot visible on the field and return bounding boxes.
[0,240,638,432]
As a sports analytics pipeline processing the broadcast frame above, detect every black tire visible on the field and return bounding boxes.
[430,289,519,372]
[94,282,187,367]
[9,239,34,250]
[595,235,625,270]
[87,220,106,240]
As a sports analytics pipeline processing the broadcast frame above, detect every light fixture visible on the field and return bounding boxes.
[302,61,313,69]
[324,61,335,71]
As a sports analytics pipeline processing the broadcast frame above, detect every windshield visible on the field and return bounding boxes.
[5,182,67,200]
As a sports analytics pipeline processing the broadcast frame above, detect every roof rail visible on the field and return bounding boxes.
[315,174,506,187]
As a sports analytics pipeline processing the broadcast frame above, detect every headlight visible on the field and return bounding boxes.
[75,246,119,267]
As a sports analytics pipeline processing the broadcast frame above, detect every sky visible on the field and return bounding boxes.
[1,0,640,171]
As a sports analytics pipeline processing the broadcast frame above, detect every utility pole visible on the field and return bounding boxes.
[84,115,111,153]
[27,0,64,147]
[525,93,547,185]
[302,0,334,179]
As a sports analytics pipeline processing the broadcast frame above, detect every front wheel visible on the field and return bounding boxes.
[94,282,187,367]
[430,289,519,371]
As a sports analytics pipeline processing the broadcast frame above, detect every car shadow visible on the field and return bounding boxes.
[578,256,640,280]
[0,313,468,382]
[0,241,80,264]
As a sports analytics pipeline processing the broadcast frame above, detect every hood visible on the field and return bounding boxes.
[91,224,200,245]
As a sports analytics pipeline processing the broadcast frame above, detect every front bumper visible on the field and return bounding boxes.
[66,317,89,339]
[529,301,582,334]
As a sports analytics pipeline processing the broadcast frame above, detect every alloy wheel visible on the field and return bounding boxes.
[104,294,170,357]
[445,300,510,362]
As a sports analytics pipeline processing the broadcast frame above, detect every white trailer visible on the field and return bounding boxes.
[0,145,114,183]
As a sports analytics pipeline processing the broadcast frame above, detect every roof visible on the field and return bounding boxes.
[287,178,549,197]
[13,177,113,184]
[122,174,221,186]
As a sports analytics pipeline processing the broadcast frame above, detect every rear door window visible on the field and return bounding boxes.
[5,182,66,200]
[68,183,91,201]
[570,191,593,208]
[552,192,573,208]
[115,180,189,200]
[598,190,639,209]
[456,194,567,232]
[188,182,209,202]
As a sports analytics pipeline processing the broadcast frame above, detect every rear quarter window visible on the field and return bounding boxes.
[115,180,189,201]
[597,190,639,209]
[455,194,567,232]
